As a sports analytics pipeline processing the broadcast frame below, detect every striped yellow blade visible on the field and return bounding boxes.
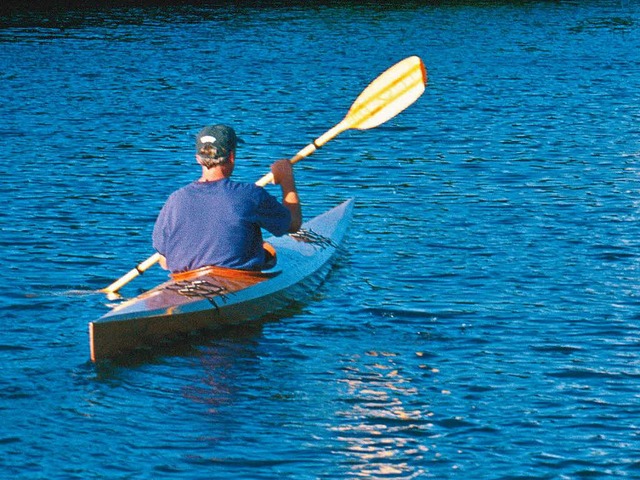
[344,56,427,130]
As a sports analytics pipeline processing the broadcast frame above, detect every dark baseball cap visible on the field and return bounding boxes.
[196,125,242,163]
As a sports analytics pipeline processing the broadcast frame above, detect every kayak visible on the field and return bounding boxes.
[89,198,355,362]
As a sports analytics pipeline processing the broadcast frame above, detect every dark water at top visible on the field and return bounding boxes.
[1,1,639,478]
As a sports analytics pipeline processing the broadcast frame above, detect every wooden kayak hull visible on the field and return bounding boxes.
[89,198,354,362]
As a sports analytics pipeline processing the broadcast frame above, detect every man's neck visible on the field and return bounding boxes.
[198,166,226,183]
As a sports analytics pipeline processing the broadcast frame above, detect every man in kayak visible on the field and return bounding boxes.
[152,124,302,273]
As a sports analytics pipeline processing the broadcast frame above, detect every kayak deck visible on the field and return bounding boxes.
[89,198,354,362]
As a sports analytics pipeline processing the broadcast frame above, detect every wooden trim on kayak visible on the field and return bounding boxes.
[171,265,274,282]
[170,242,279,282]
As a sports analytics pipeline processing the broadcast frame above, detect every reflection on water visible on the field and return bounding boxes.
[334,351,440,478]
[182,351,237,415]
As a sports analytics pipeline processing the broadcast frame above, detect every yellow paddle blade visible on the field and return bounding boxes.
[344,56,427,130]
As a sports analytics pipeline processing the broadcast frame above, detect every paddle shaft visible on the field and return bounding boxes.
[255,122,346,187]
[102,252,161,295]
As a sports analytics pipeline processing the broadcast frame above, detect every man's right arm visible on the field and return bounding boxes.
[271,159,302,233]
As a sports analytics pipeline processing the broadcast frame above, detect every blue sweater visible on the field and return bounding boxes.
[153,178,291,272]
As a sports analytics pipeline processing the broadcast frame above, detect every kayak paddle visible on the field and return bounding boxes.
[102,55,427,297]
[255,55,427,186]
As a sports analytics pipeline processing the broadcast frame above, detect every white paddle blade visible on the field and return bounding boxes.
[345,56,427,131]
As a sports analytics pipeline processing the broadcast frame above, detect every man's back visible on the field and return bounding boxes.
[153,178,291,273]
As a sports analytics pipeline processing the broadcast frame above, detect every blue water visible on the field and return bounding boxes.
[2,1,640,478]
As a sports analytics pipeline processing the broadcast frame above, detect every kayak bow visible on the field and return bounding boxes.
[89,199,354,362]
